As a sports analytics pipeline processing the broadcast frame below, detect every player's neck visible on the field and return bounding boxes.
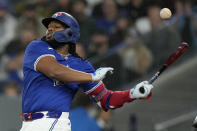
[56,45,69,56]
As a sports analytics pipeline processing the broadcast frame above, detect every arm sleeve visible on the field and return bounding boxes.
[23,40,56,71]
[86,82,135,111]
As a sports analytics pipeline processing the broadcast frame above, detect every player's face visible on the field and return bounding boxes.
[46,21,65,41]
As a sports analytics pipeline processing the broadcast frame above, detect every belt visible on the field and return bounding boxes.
[21,111,63,121]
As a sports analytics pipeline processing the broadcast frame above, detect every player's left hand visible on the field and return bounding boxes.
[129,81,153,99]
[91,67,114,82]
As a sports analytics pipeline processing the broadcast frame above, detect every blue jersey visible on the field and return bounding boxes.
[22,40,99,113]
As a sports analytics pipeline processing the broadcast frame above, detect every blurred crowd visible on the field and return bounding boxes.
[0,0,197,130]
[1,0,197,96]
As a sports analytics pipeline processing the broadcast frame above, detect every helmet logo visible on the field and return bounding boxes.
[54,12,63,17]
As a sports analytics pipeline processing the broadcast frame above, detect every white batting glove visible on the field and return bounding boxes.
[91,67,114,82]
[193,115,197,128]
[129,81,153,99]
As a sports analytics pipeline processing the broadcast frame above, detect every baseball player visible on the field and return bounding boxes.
[20,12,153,131]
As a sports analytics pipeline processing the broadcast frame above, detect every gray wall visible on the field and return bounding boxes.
[0,96,22,131]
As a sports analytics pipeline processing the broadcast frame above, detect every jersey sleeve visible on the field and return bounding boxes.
[78,61,102,94]
[23,40,56,71]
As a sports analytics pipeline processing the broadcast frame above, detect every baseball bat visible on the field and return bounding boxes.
[139,42,189,93]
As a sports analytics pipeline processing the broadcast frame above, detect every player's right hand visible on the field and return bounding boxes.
[91,67,114,82]
[129,81,153,99]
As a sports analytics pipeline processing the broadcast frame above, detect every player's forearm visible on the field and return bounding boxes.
[99,90,135,111]
[87,82,135,111]
[108,90,134,107]
[36,56,93,82]
[49,65,92,83]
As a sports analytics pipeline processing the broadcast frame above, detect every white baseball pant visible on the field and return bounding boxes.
[20,112,71,131]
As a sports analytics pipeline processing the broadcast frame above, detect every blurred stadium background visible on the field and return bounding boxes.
[0,0,197,130]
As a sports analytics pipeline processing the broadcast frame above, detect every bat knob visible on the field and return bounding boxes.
[139,87,145,93]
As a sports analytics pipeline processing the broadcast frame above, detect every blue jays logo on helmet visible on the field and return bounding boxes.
[42,12,80,44]
[53,12,63,17]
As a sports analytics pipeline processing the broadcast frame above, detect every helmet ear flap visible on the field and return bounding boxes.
[64,29,73,38]
[53,28,73,43]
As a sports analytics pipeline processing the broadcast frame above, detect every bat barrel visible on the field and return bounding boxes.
[166,42,189,66]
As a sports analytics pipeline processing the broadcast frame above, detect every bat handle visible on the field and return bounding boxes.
[148,65,167,84]
[139,73,159,93]
[148,73,159,84]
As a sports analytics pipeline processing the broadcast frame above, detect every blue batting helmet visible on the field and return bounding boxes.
[42,12,80,44]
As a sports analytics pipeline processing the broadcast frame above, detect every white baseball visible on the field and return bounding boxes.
[160,8,172,19]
